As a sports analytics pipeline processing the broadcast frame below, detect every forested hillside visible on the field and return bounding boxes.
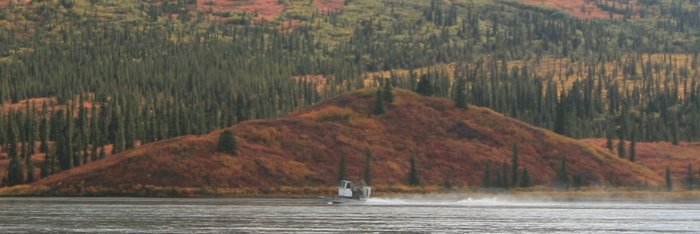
[0,89,662,196]
[1,0,700,188]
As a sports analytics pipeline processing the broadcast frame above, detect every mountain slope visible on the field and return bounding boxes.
[8,89,662,196]
[582,139,700,187]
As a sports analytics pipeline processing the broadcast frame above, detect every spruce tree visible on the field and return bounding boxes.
[665,167,673,192]
[41,146,54,178]
[382,82,394,104]
[482,163,491,188]
[520,168,531,188]
[687,163,694,189]
[606,128,614,152]
[511,143,519,187]
[338,154,346,182]
[90,103,100,162]
[216,130,238,155]
[629,131,637,162]
[556,156,569,190]
[25,146,34,183]
[415,75,433,96]
[553,101,568,135]
[372,88,385,115]
[39,104,49,154]
[5,112,23,186]
[672,111,680,145]
[454,78,467,109]
[363,149,372,185]
[617,137,626,158]
[572,174,583,189]
[501,160,510,188]
[408,154,421,186]
[61,107,75,170]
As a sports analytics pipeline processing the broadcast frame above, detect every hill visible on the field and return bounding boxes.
[1,89,662,196]
[582,139,700,188]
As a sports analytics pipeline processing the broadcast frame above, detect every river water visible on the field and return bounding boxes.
[0,197,699,233]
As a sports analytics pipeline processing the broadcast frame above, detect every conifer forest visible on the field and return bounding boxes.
[2,0,700,187]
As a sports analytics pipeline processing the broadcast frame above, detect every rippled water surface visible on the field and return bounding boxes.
[1,197,699,233]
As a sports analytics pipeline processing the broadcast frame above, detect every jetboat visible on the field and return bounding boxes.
[321,180,371,204]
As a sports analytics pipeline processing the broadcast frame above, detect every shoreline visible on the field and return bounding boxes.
[2,185,699,203]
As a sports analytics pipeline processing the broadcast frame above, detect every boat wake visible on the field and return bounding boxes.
[362,197,519,207]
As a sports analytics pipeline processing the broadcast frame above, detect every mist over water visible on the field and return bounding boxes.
[1,197,699,233]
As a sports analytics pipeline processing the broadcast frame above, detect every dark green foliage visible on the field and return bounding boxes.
[511,144,519,187]
[572,174,583,189]
[382,82,394,104]
[373,89,385,115]
[3,0,700,186]
[41,146,55,179]
[408,154,421,186]
[665,167,673,192]
[629,131,637,162]
[338,154,347,182]
[553,101,569,135]
[363,149,372,185]
[216,130,238,155]
[500,160,510,188]
[482,163,491,188]
[5,112,23,186]
[617,138,626,158]
[686,163,694,189]
[556,156,569,190]
[39,103,49,154]
[606,121,614,152]
[453,78,467,109]
[415,75,433,96]
[672,113,680,146]
[520,168,531,188]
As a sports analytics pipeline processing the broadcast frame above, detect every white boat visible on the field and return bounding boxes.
[322,180,371,204]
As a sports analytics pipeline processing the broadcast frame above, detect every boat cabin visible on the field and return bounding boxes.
[338,180,371,200]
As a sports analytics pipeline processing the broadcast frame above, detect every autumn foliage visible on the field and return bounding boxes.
[3,89,666,196]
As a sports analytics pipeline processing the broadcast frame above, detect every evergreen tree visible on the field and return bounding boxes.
[629,131,637,162]
[556,156,569,190]
[338,154,347,182]
[363,149,372,185]
[41,146,55,178]
[99,146,106,159]
[553,101,568,135]
[415,75,433,96]
[520,168,531,188]
[25,147,34,183]
[89,102,100,162]
[501,160,510,188]
[216,130,238,155]
[372,88,385,115]
[511,143,519,187]
[605,125,614,152]
[686,163,694,189]
[454,78,467,109]
[617,137,626,158]
[408,154,421,186]
[5,112,24,186]
[58,107,75,170]
[112,103,126,154]
[39,104,49,154]
[482,163,491,188]
[672,111,680,146]
[382,82,394,104]
[665,167,673,192]
[572,174,583,189]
